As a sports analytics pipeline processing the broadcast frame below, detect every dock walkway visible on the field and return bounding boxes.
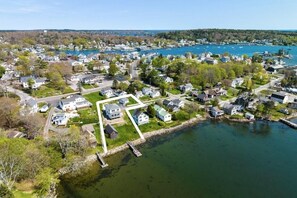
[96,152,108,168]
[280,118,297,129]
[127,141,142,157]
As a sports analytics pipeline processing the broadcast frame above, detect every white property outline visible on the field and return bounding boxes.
[96,94,146,154]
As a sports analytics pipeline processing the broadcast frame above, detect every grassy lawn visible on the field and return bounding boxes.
[69,108,99,126]
[139,95,151,101]
[220,88,239,101]
[83,92,106,106]
[93,115,140,150]
[82,84,98,89]
[31,85,74,98]
[128,97,138,105]
[167,88,182,95]
[139,117,180,133]
[13,191,35,198]
[68,92,106,126]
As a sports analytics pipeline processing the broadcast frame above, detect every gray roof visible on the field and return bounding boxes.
[105,104,120,111]
[105,124,118,134]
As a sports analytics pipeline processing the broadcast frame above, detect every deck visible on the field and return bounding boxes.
[127,141,142,157]
[280,118,297,129]
[96,152,108,168]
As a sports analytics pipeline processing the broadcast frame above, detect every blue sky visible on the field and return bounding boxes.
[0,0,296,30]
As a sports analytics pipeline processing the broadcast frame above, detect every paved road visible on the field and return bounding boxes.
[0,83,33,103]
[43,107,55,140]
[130,60,140,80]
[254,75,284,94]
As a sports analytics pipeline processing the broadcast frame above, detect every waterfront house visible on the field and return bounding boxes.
[231,78,244,88]
[104,104,122,120]
[100,87,114,98]
[179,83,193,93]
[223,104,241,115]
[163,99,184,112]
[245,112,255,120]
[209,106,224,118]
[105,124,118,139]
[197,93,210,104]
[288,102,297,109]
[205,57,218,65]
[154,105,172,122]
[119,98,129,106]
[20,76,46,89]
[271,92,288,104]
[221,56,231,63]
[133,110,149,125]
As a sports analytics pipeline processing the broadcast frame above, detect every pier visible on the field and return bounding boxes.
[96,152,108,168]
[127,142,142,157]
[280,118,297,129]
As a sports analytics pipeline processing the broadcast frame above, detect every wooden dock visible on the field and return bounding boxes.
[127,142,142,157]
[280,118,297,129]
[96,152,108,168]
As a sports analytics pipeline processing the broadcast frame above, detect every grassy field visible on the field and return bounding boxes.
[31,85,74,98]
[139,117,180,133]
[83,92,106,105]
[93,115,140,150]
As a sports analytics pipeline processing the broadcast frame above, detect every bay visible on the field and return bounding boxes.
[58,120,297,198]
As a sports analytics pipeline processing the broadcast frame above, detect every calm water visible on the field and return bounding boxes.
[65,44,297,65]
[58,121,297,198]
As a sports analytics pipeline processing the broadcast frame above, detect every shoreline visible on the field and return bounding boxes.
[59,115,207,175]
[59,113,297,176]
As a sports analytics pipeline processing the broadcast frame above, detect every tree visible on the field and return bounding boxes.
[0,98,20,129]
[147,105,156,118]
[21,114,45,138]
[108,62,119,76]
[245,78,253,92]
[27,78,35,89]
[34,168,59,198]
[112,79,119,89]
[0,184,14,198]
[0,66,5,78]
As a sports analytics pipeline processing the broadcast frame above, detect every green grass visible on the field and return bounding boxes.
[167,88,182,95]
[128,97,138,105]
[83,92,106,106]
[13,190,35,198]
[93,115,140,150]
[219,88,239,101]
[139,95,151,101]
[31,85,74,98]
[82,84,98,89]
[139,117,180,133]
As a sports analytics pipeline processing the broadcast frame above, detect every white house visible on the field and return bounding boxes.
[231,78,244,88]
[20,76,46,89]
[150,90,161,98]
[100,88,114,98]
[59,95,92,111]
[23,98,38,114]
[133,110,149,125]
[104,104,122,119]
[154,105,172,122]
[142,87,152,96]
[271,92,289,104]
[179,83,193,93]
[51,113,68,126]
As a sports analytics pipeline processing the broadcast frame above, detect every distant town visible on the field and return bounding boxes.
[1,29,297,197]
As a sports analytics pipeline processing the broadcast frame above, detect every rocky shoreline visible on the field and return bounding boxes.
[59,115,207,175]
